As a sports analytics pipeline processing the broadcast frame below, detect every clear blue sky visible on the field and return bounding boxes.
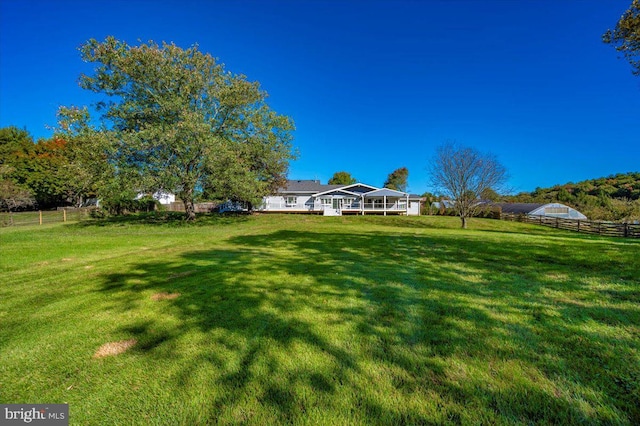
[1,0,638,195]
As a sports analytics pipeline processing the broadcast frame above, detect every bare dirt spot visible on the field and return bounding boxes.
[93,339,137,359]
[151,292,181,301]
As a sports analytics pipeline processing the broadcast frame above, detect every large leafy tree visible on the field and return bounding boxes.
[383,167,409,192]
[603,0,640,75]
[328,171,356,185]
[75,37,296,220]
[429,142,507,229]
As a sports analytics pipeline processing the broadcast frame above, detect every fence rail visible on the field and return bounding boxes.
[501,213,640,238]
[1,208,96,227]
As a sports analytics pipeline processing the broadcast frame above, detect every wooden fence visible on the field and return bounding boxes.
[501,213,640,238]
[0,202,224,227]
[0,208,96,227]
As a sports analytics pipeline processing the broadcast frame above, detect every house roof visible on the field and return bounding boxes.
[313,189,363,197]
[281,180,342,193]
[280,180,414,198]
[365,188,407,197]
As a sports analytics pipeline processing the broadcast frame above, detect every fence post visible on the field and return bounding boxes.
[624,223,629,238]
[63,209,67,222]
[39,210,43,225]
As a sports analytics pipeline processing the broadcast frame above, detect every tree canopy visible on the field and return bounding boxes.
[73,37,296,220]
[384,167,409,192]
[603,0,640,75]
[429,142,507,228]
[328,171,357,185]
[0,126,85,209]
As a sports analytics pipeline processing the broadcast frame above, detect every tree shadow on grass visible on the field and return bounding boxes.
[72,211,252,228]
[96,228,640,424]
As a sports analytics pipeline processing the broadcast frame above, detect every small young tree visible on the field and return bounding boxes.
[384,167,409,192]
[429,142,507,229]
[328,171,357,185]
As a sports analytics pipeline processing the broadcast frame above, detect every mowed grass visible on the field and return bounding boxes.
[1,214,639,425]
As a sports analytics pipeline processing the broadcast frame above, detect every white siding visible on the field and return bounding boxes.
[408,201,421,216]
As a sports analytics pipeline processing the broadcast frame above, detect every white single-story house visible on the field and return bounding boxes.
[492,202,587,220]
[258,180,424,216]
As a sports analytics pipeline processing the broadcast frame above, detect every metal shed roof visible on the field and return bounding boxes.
[493,203,545,214]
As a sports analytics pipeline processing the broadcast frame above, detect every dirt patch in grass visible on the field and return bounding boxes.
[151,292,181,301]
[93,339,137,358]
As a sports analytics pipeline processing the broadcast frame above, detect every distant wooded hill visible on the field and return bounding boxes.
[504,172,640,221]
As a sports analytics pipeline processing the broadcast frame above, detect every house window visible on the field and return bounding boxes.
[321,198,331,206]
[286,196,297,206]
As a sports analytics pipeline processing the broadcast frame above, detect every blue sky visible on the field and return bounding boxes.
[1,0,638,195]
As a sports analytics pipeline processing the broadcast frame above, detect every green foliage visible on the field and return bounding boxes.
[74,37,296,220]
[0,126,34,162]
[604,0,640,75]
[383,167,409,191]
[507,172,640,221]
[0,127,36,209]
[328,171,357,185]
[0,165,35,212]
[100,196,158,216]
[0,126,82,208]
[54,106,115,207]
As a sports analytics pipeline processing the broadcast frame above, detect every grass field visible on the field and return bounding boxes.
[1,214,639,425]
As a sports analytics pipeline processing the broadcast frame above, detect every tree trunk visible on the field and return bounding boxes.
[460,215,468,229]
[184,199,196,221]
[182,189,196,221]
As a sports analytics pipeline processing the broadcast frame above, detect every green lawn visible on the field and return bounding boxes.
[1,214,639,425]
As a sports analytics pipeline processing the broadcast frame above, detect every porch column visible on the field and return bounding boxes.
[361,194,365,215]
[406,194,409,216]
[384,195,387,216]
